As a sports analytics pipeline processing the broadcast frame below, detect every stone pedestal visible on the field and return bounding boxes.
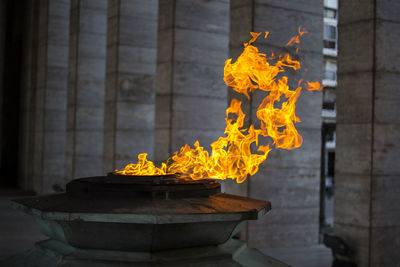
[1,176,288,267]
[2,238,288,267]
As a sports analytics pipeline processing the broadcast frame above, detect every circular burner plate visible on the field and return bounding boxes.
[66,174,221,199]
[107,172,206,185]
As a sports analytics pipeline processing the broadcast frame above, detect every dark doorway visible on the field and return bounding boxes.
[0,0,26,187]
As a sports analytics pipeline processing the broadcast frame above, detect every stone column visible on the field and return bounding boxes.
[155,0,229,165]
[224,0,253,199]
[32,0,70,193]
[66,0,107,181]
[229,0,324,249]
[103,0,158,172]
[335,0,400,266]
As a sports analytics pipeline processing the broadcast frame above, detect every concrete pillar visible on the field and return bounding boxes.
[28,0,70,193]
[228,0,324,249]
[155,0,230,164]
[335,0,400,266]
[224,0,254,199]
[66,0,107,181]
[103,0,158,171]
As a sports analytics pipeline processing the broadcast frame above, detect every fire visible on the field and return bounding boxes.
[287,26,309,53]
[115,29,323,182]
[120,153,167,176]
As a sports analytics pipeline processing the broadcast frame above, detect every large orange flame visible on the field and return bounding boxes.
[116,29,323,183]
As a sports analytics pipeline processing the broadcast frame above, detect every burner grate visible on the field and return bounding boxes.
[66,174,221,199]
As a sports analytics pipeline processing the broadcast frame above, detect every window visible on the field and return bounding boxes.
[324,8,337,19]
[327,152,335,177]
[324,70,336,81]
[324,25,336,40]
[323,24,337,50]
[323,102,335,111]
[323,59,337,82]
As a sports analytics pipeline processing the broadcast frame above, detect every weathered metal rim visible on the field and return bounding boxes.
[11,201,269,224]
[11,192,271,224]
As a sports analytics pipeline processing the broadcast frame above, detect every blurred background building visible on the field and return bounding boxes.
[320,0,337,237]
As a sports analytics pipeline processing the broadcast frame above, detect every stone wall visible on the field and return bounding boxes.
[335,0,400,266]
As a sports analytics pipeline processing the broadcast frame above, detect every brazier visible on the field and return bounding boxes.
[1,174,288,267]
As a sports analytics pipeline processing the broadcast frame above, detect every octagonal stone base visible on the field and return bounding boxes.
[2,184,287,266]
[2,238,288,267]
[10,193,270,252]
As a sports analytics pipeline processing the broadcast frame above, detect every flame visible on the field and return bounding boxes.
[305,81,324,91]
[115,29,322,183]
[286,26,308,53]
[117,153,167,175]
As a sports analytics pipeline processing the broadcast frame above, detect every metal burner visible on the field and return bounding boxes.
[67,174,221,199]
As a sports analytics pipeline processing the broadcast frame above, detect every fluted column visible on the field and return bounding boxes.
[103,0,158,172]
[66,0,107,181]
[154,0,230,165]
[32,0,70,193]
[229,0,324,249]
[335,0,400,265]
